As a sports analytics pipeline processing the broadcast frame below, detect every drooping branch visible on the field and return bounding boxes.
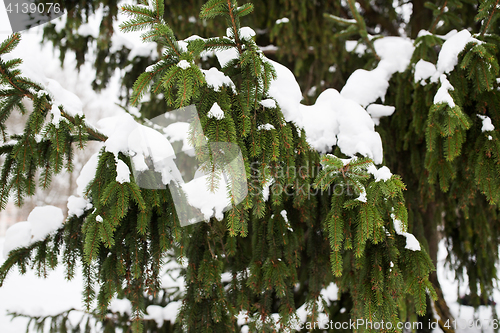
[0,60,108,143]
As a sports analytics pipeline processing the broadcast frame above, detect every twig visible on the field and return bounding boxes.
[60,108,108,142]
[227,0,243,54]
[347,0,380,61]
[480,0,499,37]
[430,0,448,33]
[0,59,108,143]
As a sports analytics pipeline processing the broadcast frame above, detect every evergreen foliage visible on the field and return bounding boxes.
[378,0,500,329]
[1,0,500,332]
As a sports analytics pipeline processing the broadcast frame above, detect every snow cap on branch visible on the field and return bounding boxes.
[266,58,384,163]
[3,206,64,258]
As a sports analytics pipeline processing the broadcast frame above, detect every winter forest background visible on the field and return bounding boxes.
[0,0,500,332]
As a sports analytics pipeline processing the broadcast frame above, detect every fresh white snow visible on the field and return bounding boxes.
[3,222,31,257]
[267,60,384,163]
[434,29,472,80]
[202,67,236,93]
[108,298,132,316]
[115,159,131,184]
[356,189,368,203]
[434,74,456,107]
[98,113,182,185]
[215,46,240,67]
[3,206,64,257]
[1,54,84,126]
[76,152,100,197]
[180,171,231,222]
[177,60,191,70]
[391,214,421,251]
[77,23,99,38]
[207,102,225,120]
[367,164,393,182]
[366,104,396,126]
[262,178,274,202]
[280,210,288,222]
[163,122,194,153]
[145,302,182,327]
[341,37,414,107]
[239,27,256,41]
[275,17,290,25]
[258,123,275,131]
[414,59,437,85]
[67,195,92,218]
[266,58,303,124]
[477,114,495,132]
[265,37,417,164]
[345,40,367,55]
[1,7,498,333]
[259,99,277,108]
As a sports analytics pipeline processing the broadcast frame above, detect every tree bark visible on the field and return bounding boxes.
[424,203,455,333]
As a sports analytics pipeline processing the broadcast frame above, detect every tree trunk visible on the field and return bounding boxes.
[424,203,455,333]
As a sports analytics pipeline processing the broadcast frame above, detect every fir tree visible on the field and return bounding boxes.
[1,0,500,333]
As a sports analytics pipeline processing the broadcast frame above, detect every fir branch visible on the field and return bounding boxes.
[131,72,155,106]
[157,27,182,57]
[119,17,157,33]
[120,4,157,20]
[0,65,27,94]
[237,3,254,17]
[429,0,448,33]
[479,0,499,37]
[200,0,227,19]
[0,33,21,55]
[120,5,181,58]
[0,59,108,143]
[347,0,380,61]
[59,108,108,142]
[227,0,243,54]
[203,38,237,51]
[155,0,165,18]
